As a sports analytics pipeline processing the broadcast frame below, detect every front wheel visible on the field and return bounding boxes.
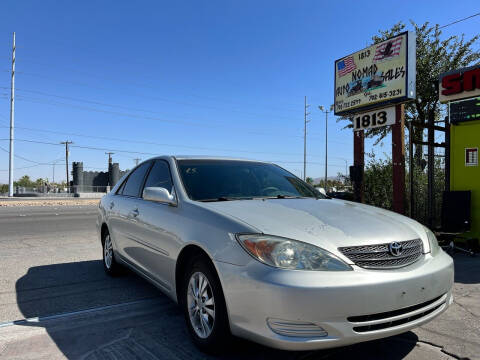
[183,257,230,353]
[102,231,122,276]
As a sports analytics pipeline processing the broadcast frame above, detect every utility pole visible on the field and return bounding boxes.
[61,141,73,191]
[105,152,114,165]
[133,158,141,166]
[303,96,310,181]
[319,105,334,190]
[8,32,15,197]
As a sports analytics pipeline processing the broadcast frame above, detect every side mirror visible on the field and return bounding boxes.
[143,187,177,206]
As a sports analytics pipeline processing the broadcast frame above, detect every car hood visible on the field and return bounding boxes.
[199,198,429,262]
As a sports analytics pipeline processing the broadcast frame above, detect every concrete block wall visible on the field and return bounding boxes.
[72,162,129,193]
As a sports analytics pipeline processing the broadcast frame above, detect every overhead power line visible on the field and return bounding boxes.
[0,145,63,169]
[0,138,348,167]
[2,86,352,144]
[16,95,315,141]
[18,58,300,113]
[439,12,480,29]
[13,71,298,121]
[0,124,350,158]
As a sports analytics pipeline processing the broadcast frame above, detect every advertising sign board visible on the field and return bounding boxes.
[334,32,416,116]
[352,106,395,131]
[450,97,480,124]
[439,65,480,103]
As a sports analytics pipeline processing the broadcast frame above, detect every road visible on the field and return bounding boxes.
[0,205,478,359]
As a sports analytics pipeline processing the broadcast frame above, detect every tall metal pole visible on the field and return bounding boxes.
[303,96,310,181]
[8,32,16,197]
[325,110,328,190]
[133,158,141,166]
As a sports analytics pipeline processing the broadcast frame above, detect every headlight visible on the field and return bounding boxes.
[424,226,441,256]
[236,234,352,271]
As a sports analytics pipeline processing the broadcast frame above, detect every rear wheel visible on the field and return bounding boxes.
[182,256,230,353]
[102,231,122,276]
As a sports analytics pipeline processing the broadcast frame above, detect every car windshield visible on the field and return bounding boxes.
[177,160,324,201]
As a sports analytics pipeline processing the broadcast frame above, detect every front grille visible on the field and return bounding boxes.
[347,295,443,323]
[349,294,447,333]
[339,238,423,269]
[352,304,443,332]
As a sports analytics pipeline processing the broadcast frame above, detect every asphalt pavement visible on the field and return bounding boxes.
[0,205,478,359]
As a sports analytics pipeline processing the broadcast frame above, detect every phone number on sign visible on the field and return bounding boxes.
[336,99,361,111]
[368,89,402,102]
[336,88,403,112]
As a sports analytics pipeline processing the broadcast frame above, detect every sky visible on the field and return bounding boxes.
[0,0,479,183]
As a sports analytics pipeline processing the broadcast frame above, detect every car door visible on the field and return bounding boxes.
[108,161,152,266]
[133,160,181,291]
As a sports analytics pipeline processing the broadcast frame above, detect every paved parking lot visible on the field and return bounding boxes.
[0,204,478,359]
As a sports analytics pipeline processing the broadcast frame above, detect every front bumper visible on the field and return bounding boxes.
[215,250,454,351]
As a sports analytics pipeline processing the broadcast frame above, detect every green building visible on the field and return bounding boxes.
[450,117,480,239]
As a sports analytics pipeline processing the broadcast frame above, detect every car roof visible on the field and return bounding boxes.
[154,155,271,163]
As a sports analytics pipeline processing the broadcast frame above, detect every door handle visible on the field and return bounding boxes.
[109,201,115,209]
[131,208,140,217]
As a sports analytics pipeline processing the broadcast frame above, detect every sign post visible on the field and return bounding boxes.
[392,104,405,214]
[334,32,416,214]
[353,131,365,203]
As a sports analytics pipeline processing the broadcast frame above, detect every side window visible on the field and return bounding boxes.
[116,179,127,195]
[122,162,152,197]
[143,160,173,194]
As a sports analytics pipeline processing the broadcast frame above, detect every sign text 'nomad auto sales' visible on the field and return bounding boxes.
[334,32,416,116]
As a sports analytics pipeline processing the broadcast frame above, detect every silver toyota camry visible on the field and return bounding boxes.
[97,156,453,352]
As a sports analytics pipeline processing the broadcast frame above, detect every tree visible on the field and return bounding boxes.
[35,177,46,186]
[14,175,34,188]
[306,177,314,185]
[341,21,480,161]
[363,152,393,210]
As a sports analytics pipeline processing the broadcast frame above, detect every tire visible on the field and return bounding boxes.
[102,230,122,276]
[182,255,231,353]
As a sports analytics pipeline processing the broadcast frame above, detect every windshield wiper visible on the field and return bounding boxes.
[254,195,307,200]
[199,197,233,202]
[199,197,253,202]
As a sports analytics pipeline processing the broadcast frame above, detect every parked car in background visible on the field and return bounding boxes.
[97,156,453,352]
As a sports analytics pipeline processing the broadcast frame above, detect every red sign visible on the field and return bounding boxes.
[439,65,480,103]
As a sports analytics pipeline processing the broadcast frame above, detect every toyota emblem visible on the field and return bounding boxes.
[389,242,403,257]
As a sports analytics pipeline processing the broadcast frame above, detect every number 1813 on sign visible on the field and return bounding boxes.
[352,107,396,131]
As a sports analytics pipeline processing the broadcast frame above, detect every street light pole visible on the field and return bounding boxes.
[325,110,328,189]
[319,105,334,191]
[8,32,16,197]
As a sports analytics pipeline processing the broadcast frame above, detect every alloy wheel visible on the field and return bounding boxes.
[104,234,113,269]
[187,271,216,338]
